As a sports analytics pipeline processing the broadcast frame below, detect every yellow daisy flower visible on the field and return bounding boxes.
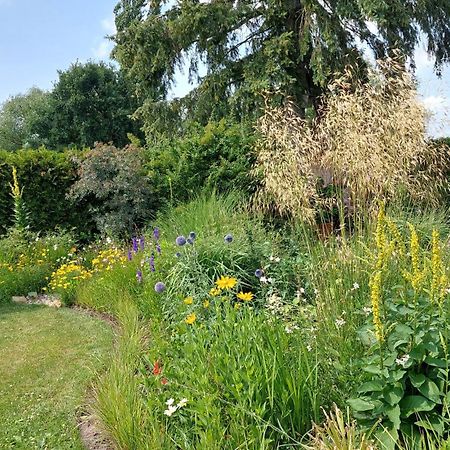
[185,313,196,325]
[209,287,222,296]
[183,296,194,305]
[215,276,237,290]
[237,291,254,302]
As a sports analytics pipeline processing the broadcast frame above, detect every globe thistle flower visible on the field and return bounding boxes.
[155,282,166,293]
[176,236,187,246]
[136,269,143,283]
[189,231,196,240]
[224,234,233,243]
[255,269,263,278]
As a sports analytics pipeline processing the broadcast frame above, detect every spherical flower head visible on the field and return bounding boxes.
[154,282,166,293]
[189,231,196,240]
[224,234,233,243]
[237,291,254,302]
[176,236,187,246]
[255,269,263,278]
[186,238,194,245]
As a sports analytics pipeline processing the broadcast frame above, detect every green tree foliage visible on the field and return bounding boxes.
[0,88,52,151]
[112,0,450,139]
[47,61,141,148]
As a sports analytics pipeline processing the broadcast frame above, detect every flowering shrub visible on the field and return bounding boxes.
[349,207,450,448]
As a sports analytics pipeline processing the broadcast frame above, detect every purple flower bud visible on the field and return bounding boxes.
[150,253,155,272]
[189,231,196,240]
[176,236,186,246]
[132,237,138,253]
[255,269,263,278]
[156,243,161,254]
[153,227,160,240]
[224,234,233,243]
[136,269,143,283]
[186,237,194,245]
[139,236,145,251]
[154,282,166,293]
[127,249,133,261]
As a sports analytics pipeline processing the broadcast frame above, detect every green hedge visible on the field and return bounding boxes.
[0,149,96,236]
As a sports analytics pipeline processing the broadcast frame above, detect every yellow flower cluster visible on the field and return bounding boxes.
[402,224,425,293]
[369,271,384,343]
[91,248,126,272]
[430,229,447,304]
[48,262,92,291]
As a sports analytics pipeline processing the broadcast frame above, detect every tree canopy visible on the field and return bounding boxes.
[112,0,450,139]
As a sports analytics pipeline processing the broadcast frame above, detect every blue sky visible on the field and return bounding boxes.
[0,0,449,137]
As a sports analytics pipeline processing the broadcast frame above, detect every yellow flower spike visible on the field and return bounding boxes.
[183,296,193,305]
[185,313,196,325]
[369,271,384,343]
[236,291,254,302]
[215,276,237,290]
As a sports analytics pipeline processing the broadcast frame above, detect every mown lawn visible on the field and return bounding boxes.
[0,303,113,449]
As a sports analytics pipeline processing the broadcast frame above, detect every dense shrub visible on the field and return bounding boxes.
[144,120,256,208]
[0,148,96,236]
[69,143,153,237]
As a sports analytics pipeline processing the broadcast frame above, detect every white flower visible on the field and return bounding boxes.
[363,306,372,316]
[177,398,188,408]
[335,318,346,328]
[53,244,58,250]
[285,326,293,334]
[269,255,274,261]
[297,288,305,296]
[260,276,268,283]
[166,398,175,406]
[352,282,360,290]
[314,288,319,296]
[395,354,410,368]
[274,257,281,263]
[267,277,274,284]
[164,405,178,417]
[306,344,312,352]
[106,237,112,244]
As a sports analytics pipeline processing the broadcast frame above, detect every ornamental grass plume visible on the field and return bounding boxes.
[254,55,449,221]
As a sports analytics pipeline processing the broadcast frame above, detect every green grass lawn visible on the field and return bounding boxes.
[0,303,113,449]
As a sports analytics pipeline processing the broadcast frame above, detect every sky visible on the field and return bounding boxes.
[0,0,449,137]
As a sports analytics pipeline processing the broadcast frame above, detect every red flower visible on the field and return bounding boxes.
[152,360,162,376]
[161,377,168,385]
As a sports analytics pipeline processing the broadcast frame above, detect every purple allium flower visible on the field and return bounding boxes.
[255,269,263,278]
[132,237,138,253]
[176,235,187,246]
[186,237,194,245]
[153,227,160,241]
[156,243,161,255]
[189,231,196,240]
[154,282,166,293]
[136,269,143,283]
[150,253,155,272]
[127,249,133,261]
[224,234,233,243]
[175,252,181,258]
[139,236,145,251]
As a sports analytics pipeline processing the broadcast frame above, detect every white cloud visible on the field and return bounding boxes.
[92,40,113,59]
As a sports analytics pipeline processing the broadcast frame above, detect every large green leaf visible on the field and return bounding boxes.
[347,398,375,412]
[417,378,441,404]
[399,395,436,418]
[383,383,404,406]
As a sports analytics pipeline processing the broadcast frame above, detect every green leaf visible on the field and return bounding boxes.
[409,372,426,388]
[399,395,436,418]
[358,380,384,393]
[418,378,441,404]
[415,417,444,435]
[383,383,404,406]
[385,404,401,430]
[425,356,447,368]
[347,398,375,412]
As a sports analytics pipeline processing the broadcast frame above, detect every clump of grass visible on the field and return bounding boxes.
[254,55,448,223]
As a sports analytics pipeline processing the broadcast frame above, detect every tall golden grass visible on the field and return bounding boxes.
[254,56,449,223]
